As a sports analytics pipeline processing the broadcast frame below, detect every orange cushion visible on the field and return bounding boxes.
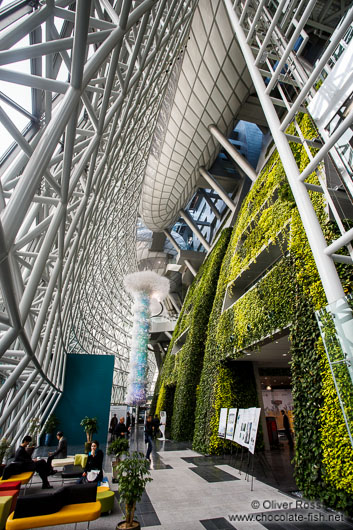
[0,483,21,492]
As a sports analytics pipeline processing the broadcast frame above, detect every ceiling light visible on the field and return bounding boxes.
[282,353,287,356]
[266,385,272,390]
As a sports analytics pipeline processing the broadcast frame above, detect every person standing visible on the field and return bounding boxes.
[47,431,67,474]
[114,416,128,438]
[152,414,160,438]
[110,414,118,441]
[126,412,131,433]
[281,410,294,449]
[145,415,154,461]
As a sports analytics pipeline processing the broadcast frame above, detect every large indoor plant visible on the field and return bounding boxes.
[0,438,11,476]
[28,417,41,452]
[44,414,59,446]
[116,452,152,529]
[80,416,98,453]
[107,437,129,482]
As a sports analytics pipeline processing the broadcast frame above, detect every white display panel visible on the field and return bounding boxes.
[226,408,238,440]
[218,408,228,438]
[233,408,245,445]
[234,407,261,452]
[248,408,261,454]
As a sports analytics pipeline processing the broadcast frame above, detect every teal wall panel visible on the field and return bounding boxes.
[54,354,114,445]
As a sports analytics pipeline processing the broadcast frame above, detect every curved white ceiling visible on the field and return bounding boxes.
[140,0,253,231]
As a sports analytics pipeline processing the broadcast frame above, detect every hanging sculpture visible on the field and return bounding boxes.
[124,271,169,405]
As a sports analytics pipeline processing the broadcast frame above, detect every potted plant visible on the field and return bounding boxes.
[80,416,98,453]
[0,438,11,477]
[107,437,129,482]
[27,417,41,453]
[44,414,59,446]
[116,452,152,529]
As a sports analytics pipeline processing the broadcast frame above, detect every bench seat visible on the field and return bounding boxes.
[51,457,75,468]
[0,473,33,486]
[6,501,101,529]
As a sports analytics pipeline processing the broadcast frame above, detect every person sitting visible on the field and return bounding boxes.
[3,435,53,489]
[47,431,67,474]
[114,416,128,438]
[78,440,103,483]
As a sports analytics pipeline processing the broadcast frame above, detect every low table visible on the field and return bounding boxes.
[61,465,84,483]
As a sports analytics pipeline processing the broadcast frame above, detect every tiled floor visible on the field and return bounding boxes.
[12,429,353,529]
[190,465,240,483]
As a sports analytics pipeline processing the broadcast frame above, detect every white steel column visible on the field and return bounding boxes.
[224,0,345,305]
[179,209,211,252]
[199,167,236,213]
[184,259,197,277]
[209,125,257,182]
[163,229,181,254]
[198,189,222,220]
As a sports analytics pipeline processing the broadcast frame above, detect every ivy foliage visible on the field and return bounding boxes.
[151,228,232,440]
[193,114,353,514]
[154,113,353,514]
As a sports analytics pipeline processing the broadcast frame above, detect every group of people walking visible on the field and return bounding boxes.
[110,411,164,461]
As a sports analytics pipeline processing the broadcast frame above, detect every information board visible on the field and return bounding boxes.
[226,408,238,440]
[233,407,261,452]
[248,408,261,454]
[218,408,228,438]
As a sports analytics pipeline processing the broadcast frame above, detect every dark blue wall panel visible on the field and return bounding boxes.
[54,354,114,445]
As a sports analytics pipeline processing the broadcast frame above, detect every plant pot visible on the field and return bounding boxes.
[112,458,121,480]
[116,521,140,529]
[84,442,92,454]
[44,433,52,446]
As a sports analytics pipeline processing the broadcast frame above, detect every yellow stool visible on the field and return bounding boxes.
[74,454,88,468]
[96,490,115,514]
[97,486,109,493]
[0,496,12,530]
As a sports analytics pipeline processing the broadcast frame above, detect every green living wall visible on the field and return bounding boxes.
[192,114,353,514]
[153,114,353,513]
[151,228,231,441]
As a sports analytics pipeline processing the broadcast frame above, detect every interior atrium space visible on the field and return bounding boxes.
[1,0,353,528]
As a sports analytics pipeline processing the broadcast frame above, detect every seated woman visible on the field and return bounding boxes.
[78,440,103,483]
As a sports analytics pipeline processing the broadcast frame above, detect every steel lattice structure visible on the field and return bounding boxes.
[0,0,196,443]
